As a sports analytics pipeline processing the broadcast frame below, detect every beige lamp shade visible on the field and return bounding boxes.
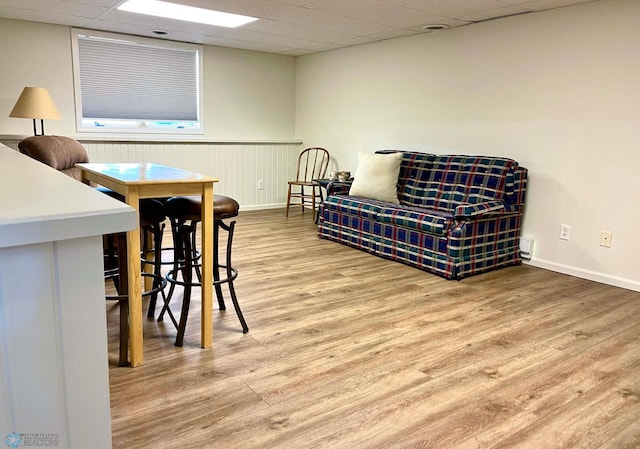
[9,87,62,120]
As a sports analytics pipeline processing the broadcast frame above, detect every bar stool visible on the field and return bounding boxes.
[139,199,169,318]
[98,187,168,318]
[100,192,170,365]
[160,195,249,346]
[104,231,169,366]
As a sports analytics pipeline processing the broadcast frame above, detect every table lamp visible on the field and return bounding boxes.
[9,87,62,136]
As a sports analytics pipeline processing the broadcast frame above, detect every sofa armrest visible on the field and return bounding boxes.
[454,201,519,218]
[327,180,353,196]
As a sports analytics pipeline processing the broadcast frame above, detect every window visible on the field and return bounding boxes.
[71,29,203,134]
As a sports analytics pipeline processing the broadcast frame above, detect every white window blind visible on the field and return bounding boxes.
[72,30,203,133]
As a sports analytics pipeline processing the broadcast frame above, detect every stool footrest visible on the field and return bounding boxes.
[165,263,238,288]
[106,272,167,300]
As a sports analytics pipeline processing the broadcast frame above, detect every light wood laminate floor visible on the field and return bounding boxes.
[107,208,640,449]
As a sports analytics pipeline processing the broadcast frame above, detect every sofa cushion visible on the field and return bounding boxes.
[399,155,516,212]
[19,135,89,171]
[379,205,453,236]
[453,201,506,218]
[349,151,403,204]
[323,195,387,220]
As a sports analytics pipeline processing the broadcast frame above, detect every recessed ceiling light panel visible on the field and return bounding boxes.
[118,0,258,28]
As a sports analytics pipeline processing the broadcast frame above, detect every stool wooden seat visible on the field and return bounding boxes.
[161,195,249,346]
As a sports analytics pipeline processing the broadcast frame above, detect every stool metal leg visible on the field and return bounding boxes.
[155,220,179,330]
[158,217,181,323]
[213,221,226,311]
[174,222,196,347]
[144,222,165,319]
[164,217,183,304]
[161,210,249,347]
[221,220,248,333]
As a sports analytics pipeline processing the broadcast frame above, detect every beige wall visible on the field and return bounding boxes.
[1,1,639,290]
[295,0,640,290]
[0,18,296,140]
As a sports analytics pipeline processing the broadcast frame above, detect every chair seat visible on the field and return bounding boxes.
[165,195,240,221]
[288,180,316,186]
[95,186,125,201]
[96,187,166,224]
[139,199,166,225]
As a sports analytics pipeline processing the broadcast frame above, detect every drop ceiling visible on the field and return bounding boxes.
[0,0,602,56]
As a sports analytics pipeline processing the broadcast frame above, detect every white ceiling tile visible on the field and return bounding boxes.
[333,35,383,46]
[0,0,608,55]
[214,27,324,47]
[511,0,601,11]
[366,28,422,39]
[0,0,108,17]
[459,5,532,21]
[270,6,394,35]
[0,6,94,26]
[244,18,354,42]
[308,0,446,28]
[296,41,346,52]
[499,0,539,4]
[379,0,509,18]
[66,0,121,6]
[268,0,318,5]
[200,35,293,53]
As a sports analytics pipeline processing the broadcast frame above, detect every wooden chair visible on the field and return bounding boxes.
[285,147,330,218]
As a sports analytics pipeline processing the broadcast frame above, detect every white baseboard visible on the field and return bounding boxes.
[524,258,640,293]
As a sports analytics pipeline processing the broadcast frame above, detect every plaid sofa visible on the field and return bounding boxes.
[317,150,528,279]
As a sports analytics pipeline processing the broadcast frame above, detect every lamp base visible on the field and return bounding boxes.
[33,119,46,136]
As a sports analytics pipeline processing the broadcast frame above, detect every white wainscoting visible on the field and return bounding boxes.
[81,141,302,210]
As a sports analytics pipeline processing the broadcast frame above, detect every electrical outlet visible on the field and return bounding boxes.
[560,224,571,241]
[600,231,612,248]
[257,179,264,190]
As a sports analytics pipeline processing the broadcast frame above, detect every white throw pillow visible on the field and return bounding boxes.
[349,151,403,204]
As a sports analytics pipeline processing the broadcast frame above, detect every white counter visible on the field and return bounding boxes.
[0,144,137,448]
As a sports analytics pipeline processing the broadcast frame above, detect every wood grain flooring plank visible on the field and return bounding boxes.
[486,359,640,449]
[105,209,640,449]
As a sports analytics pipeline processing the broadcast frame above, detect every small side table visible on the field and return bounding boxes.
[313,178,353,223]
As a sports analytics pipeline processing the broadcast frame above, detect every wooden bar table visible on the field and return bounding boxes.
[78,163,218,367]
